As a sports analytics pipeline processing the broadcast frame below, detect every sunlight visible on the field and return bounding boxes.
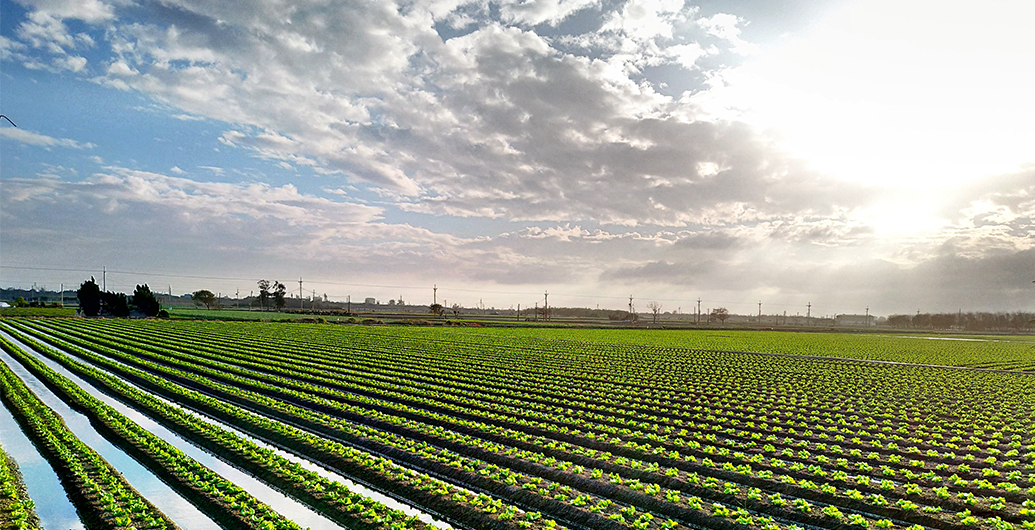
[724,0,1035,190]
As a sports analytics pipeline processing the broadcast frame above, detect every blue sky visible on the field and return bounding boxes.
[1,0,1033,315]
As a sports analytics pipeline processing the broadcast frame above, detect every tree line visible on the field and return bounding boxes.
[189,280,288,311]
[885,311,1034,332]
[76,278,161,317]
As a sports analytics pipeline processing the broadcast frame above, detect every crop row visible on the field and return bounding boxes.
[1,326,438,530]
[0,444,40,530]
[0,333,302,530]
[0,320,573,530]
[5,319,843,530]
[14,318,1035,530]
[12,319,1008,530]
[0,337,177,530]
[86,320,1035,480]
[39,319,1035,513]
[95,319,1032,447]
[49,318,1032,476]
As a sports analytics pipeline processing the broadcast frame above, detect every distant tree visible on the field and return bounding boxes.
[647,301,662,324]
[257,280,271,311]
[192,290,217,309]
[12,297,29,308]
[429,303,444,317]
[608,311,637,321]
[451,303,461,318]
[273,281,287,310]
[103,291,130,317]
[711,307,730,325]
[132,284,161,317]
[886,314,911,328]
[77,278,102,316]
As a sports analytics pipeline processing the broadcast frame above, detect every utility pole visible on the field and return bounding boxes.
[102,267,106,291]
[168,285,172,309]
[544,291,549,322]
[535,302,538,322]
[758,300,762,323]
[299,277,304,309]
[60,283,63,306]
[865,306,869,327]
[517,304,520,322]
[433,284,437,305]
[806,302,811,326]
[629,295,633,315]
[697,297,701,325]
[347,295,351,314]
[236,289,239,309]
[312,289,317,310]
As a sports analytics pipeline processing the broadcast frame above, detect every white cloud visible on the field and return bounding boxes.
[497,0,599,26]
[4,0,1032,312]
[0,127,96,149]
[14,0,115,23]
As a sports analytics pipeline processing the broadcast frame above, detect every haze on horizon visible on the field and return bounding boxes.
[1,0,1033,317]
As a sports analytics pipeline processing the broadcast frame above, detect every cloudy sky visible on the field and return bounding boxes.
[1,0,1033,316]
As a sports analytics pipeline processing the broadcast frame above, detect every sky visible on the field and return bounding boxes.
[1,0,1033,317]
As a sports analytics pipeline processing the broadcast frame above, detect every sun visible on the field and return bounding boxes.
[719,0,1035,191]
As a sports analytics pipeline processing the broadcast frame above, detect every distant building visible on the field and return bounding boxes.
[836,314,875,327]
[364,297,377,305]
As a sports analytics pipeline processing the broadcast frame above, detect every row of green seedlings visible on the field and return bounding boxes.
[174,323,1033,505]
[111,320,1034,506]
[272,322,1032,446]
[13,322,952,530]
[0,334,300,530]
[6,321,816,530]
[308,327,1035,447]
[0,329,440,530]
[0,347,176,530]
[0,445,41,530]
[48,319,1026,527]
[297,325,1033,458]
[75,318,1035,467]
[76,322,1035,528]
[103,318,1029,477]
[0,320,567,530]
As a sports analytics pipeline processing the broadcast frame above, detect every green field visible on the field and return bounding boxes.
[1,317,1033,530]
[429,327,1035,369]
[0,307,76,318]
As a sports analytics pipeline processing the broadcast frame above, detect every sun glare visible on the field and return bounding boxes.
[725,0,1035,190]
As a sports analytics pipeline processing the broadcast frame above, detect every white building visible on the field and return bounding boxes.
[835,314,875,327]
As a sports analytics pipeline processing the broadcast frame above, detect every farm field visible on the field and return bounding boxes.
[0,319,1033,530]
[431,327,1035,370]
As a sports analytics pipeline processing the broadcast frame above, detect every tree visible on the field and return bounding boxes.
[429,303,444,317]
[257,280,271,311]
[132,284,161,317]
[103,291,130,317]
[451,303,461,318]
[273,281,287,310]
[711,307,730,325]
[647,301,662,324]
[77,277,102,316]
[192,290,217,309]
[12,297,28,308]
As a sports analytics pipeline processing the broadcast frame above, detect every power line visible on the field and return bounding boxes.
[1,263,869,315]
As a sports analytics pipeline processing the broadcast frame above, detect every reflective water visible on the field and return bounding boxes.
[0,337,224,530]
[0,396,84,530]
[12,323,456,528]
